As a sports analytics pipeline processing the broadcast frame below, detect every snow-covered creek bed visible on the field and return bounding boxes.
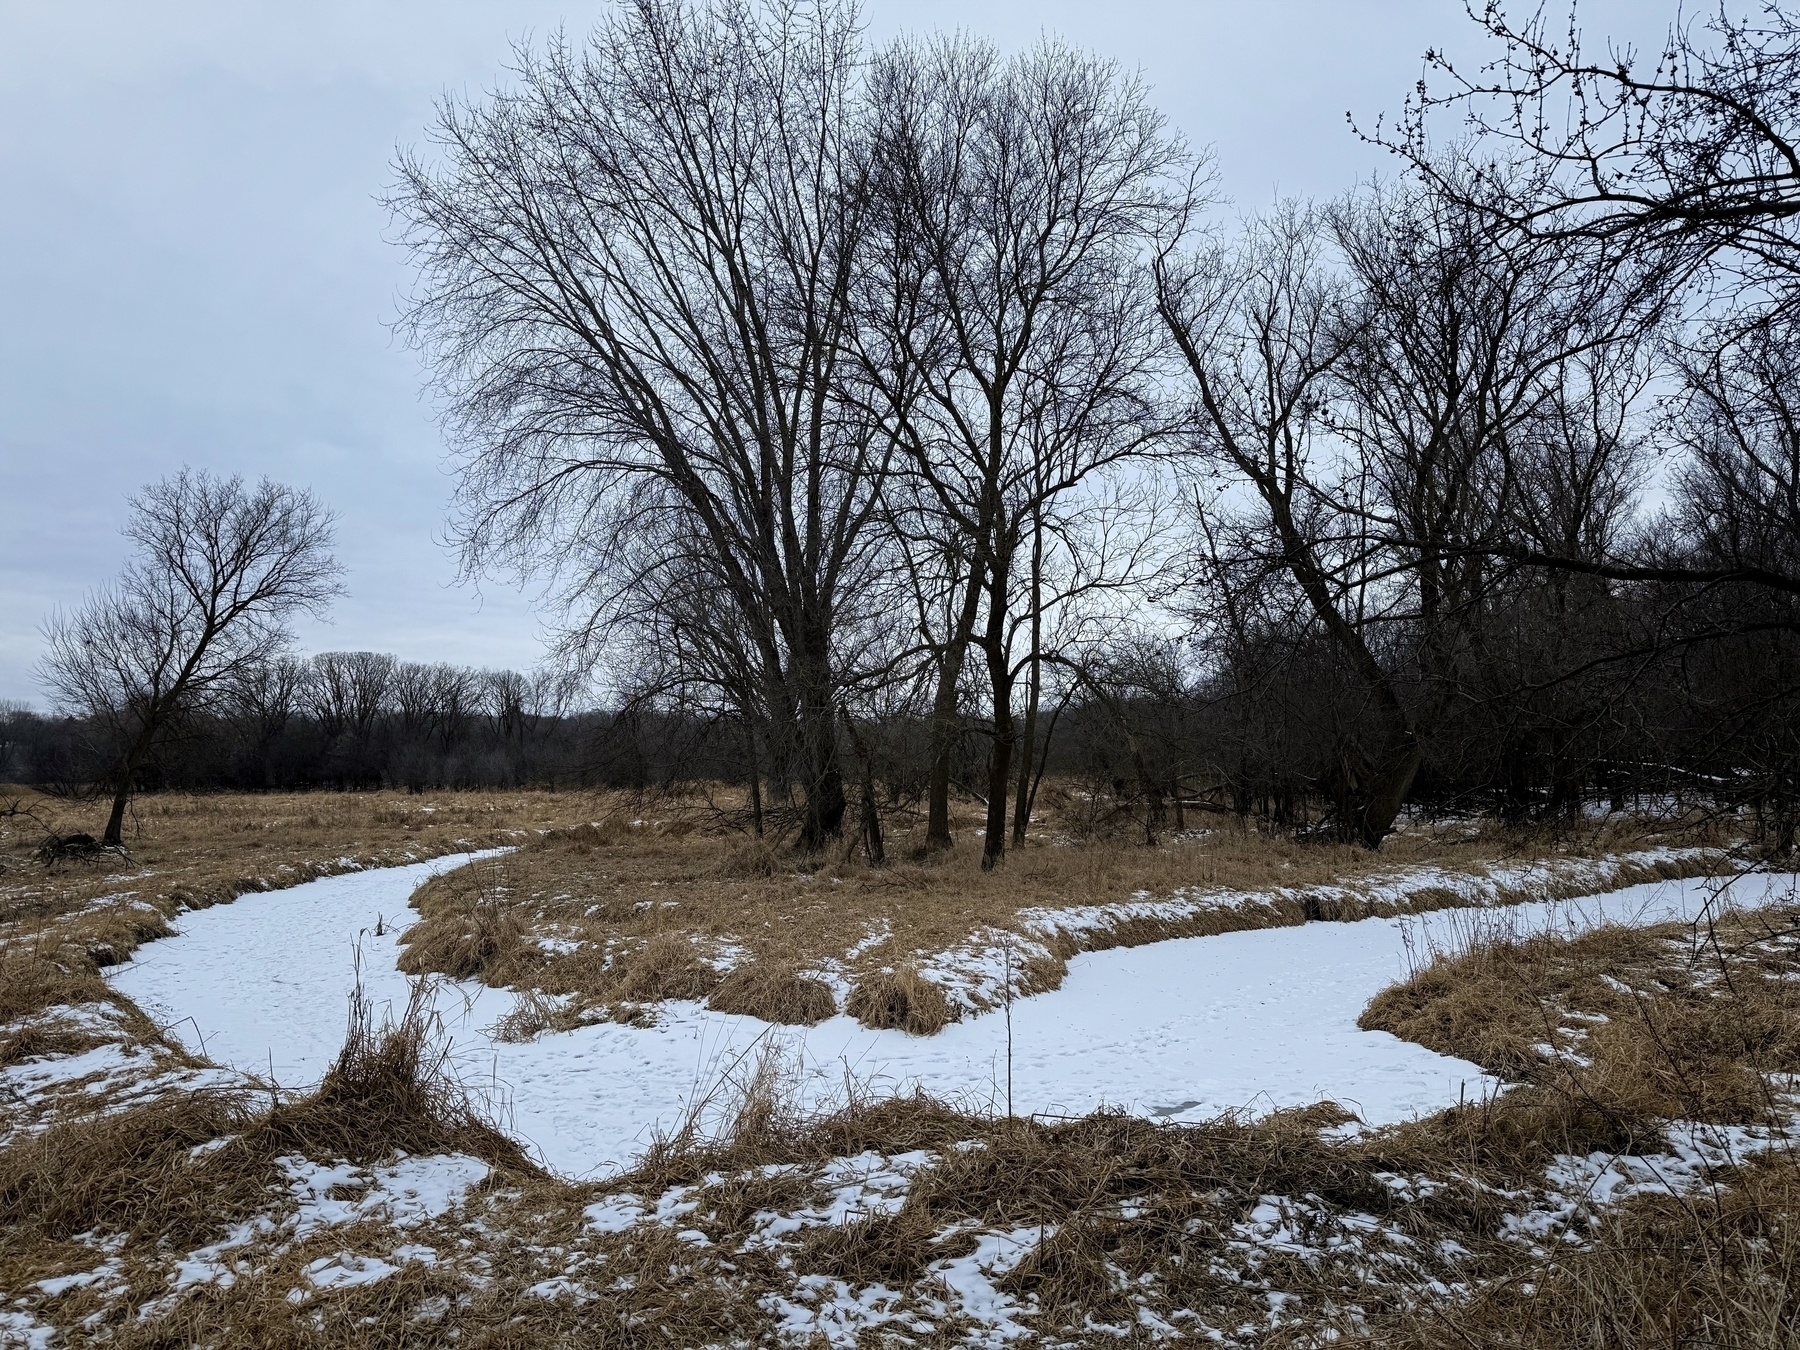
[109,856,1798,1178]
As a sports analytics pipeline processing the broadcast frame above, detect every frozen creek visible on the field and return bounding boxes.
[109,854,1798,1179]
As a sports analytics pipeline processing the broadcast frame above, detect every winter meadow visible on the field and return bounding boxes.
[4,1,1800,1345]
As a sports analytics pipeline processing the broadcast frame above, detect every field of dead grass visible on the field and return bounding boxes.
[0,787,599,1027]
[398,796,1728,1033]
[13,891,1796,1350]
[0,781,1792,1346]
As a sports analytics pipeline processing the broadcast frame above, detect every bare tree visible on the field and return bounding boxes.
[228,653,309,773]
[861,35,1194,864]
[1158,167,1641,846]
[312,652,395,746]
[1387,2,1800,304]
[39,470,340,844]
[392,0,887,850]
[1367,1,1800,609]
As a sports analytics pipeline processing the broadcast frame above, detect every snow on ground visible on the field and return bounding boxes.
[110,856,1798,1179]
[926,846,1724,1012]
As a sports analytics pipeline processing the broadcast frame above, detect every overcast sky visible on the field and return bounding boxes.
[0,0,1660,707]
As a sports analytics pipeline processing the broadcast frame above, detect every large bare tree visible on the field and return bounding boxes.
[859,35,1193,864]
[39,470,341,845]
[1158,171,1642,846]
[391,0,888,849]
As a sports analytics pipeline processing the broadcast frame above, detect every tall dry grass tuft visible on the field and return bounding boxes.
[611,932,721,1003]
[262,981,531,1173]
[396,857,544,986]
[845,966,954,1034]
[706,959,836,1024]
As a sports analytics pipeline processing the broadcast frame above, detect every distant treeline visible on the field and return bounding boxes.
[3,629,1786,856]
[4,652,613,795]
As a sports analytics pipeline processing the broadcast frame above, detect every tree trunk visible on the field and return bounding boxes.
[1011,511,1043,848]
[1345,731,1423,850]
[981,666,1015,869]
[980,546,1016,869]
[796,706,847,851]
[925,560,987,851]
[746,724,764,838]
[792,619,847,852]
[102,717,160,847]
[103,785,131,848]
[842,710,885,865]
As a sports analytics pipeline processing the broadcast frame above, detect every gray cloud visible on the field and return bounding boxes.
[0,0,1657,705]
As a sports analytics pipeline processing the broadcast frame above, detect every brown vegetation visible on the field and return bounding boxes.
[844,966,954,1035]
[7,876,1796,1345]
[2,786,1786,1345]
[1362,896,1800,1125]
[0,787,597,1029]
[706,959,837,1025]
[1353,889,1800,1349]
[397,796,1724,1031]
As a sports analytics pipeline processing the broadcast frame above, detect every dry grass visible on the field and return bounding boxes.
[262,983,533,1172]
[605,1057,1623,1345]
[1363,897,1800,1126]
[1348,888,1800,1349]
[706,958,838,1024]
[398,796,1724,1032]
[0,787,600,1031]
[1369,1158,1800,1350]
[1,785,1782,1346]
[845,965,955,1035]
[0,980,544,1346]
[12,890,1799,1347]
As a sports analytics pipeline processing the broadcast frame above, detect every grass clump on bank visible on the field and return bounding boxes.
[396,794,1727,1033]
[845,966,954,1034]
[707,959,837,1024]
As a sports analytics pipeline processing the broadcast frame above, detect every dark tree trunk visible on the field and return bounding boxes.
[1340,731,1423,850]
[103,715,162,847]
[925,562,986,851]
[1011,512,1043,848]
[842,710,885,865]
[745,724,764,838]
[980,552,1016,869]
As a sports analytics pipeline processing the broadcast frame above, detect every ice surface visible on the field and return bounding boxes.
[110,855,1798,1179]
